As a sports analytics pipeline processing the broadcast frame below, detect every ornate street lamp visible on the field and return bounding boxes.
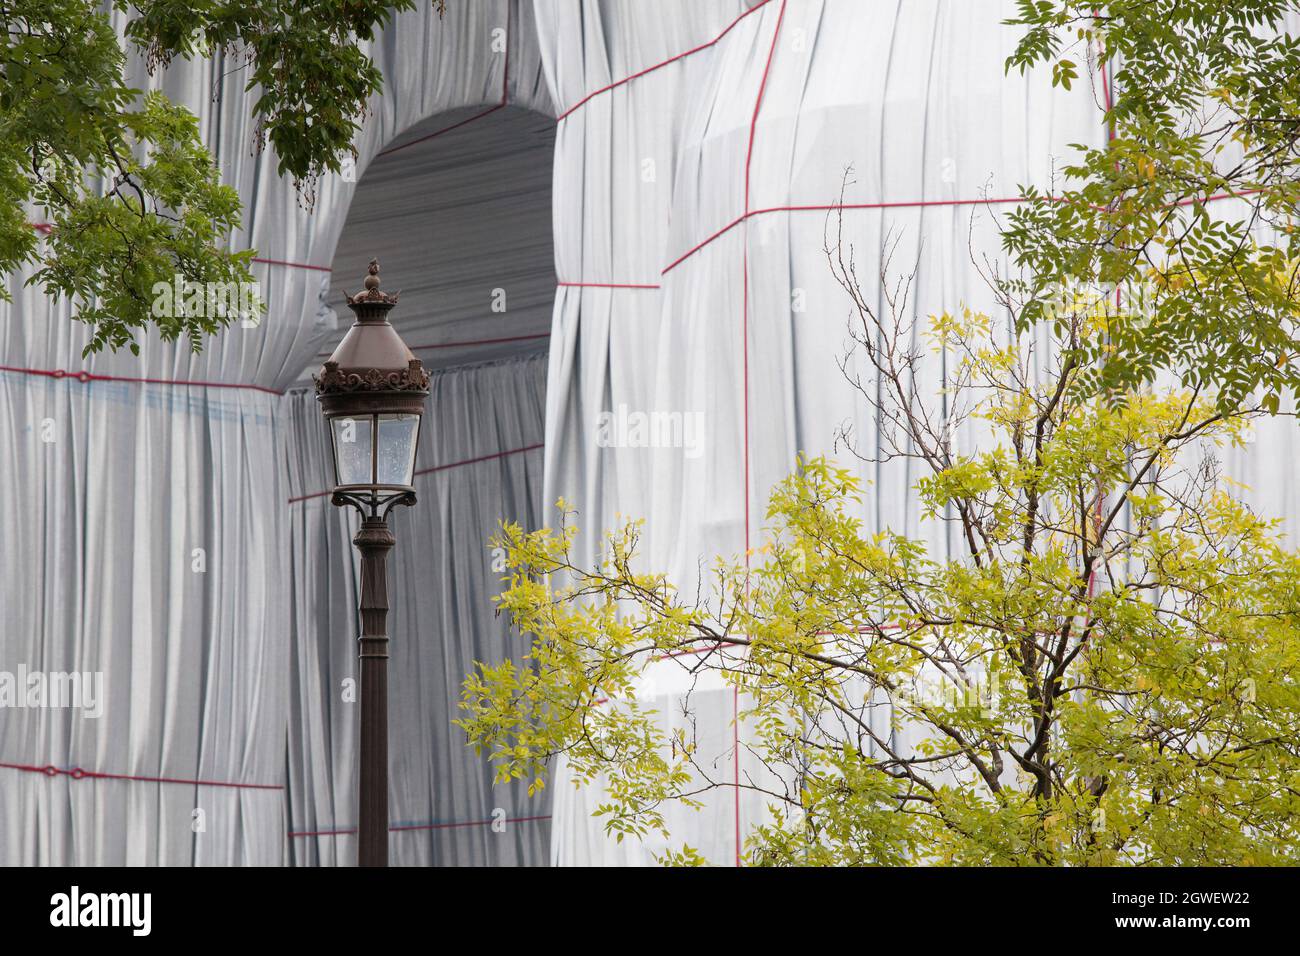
[314,258,428,867]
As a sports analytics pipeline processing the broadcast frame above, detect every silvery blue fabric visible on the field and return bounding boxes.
[3,0,1297,866]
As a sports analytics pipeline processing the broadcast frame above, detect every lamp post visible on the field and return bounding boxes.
[314,258,428,868]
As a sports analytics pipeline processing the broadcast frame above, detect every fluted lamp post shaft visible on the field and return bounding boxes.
[355,517,395,866]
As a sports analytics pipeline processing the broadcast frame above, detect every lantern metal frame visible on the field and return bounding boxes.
[317,363,428,519]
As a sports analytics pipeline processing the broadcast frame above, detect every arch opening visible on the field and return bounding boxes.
[283,103,556,866]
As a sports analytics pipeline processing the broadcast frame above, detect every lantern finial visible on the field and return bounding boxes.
[345,257,400,306]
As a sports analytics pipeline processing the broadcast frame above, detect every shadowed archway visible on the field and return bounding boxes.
[284,103,556,866]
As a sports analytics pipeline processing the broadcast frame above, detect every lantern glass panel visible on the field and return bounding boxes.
[376,413,420,486]
[332,415,374,486]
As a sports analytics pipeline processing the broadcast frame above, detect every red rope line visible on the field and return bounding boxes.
[555,0,776,121]
[377,103,507,158]
[661,190,1256,275]
[286,442,543,504]
[27,224,331,274]
[393,813,550,833]
[0,363,283,395]
[665,199,1031,274]
[664,200,1014,274]
[413,441,542,478]
[409,332,551,349]
[557,281,661,290]
[290,813,551,838]
[375,0,512,157]
[733,0,786,869]
[0,760,282,791]
[250,256,332,273]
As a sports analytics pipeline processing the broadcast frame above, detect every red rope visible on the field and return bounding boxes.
[555,0,777,121]
[375,0,512,157]
[289,813,551,838]
[0,363,283,395]
[286,442,543,504]
[29,224,330,273]
[409,332,551,349]
[0,760,282,791]
[393,813,550,833]
[557,281,661,290]
[377,103,507,158]
[661,190,1255,275]
[733,0,787,869]
[250,256,331,273]
[665,198,1033,274]
[413,441,543,478]
[28,223,331,274]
